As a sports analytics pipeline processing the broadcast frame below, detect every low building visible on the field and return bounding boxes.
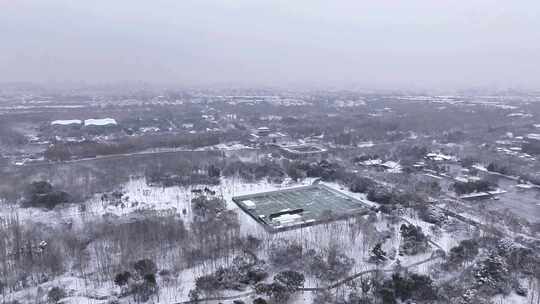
[358,159,402,173]
[280,144,327,160]
[256,126,271,136]
[250,127,290,144]
[522,133,540,154]
[84,118,117,127]
[51,119,82,126]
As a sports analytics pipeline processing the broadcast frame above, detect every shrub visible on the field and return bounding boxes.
[255,270,305,302]
[452,179,496,195]
[242,234,262,252]
[133,259,157,277]
[349,176,376,193]
[255,282,290,302]
[473,253,512,295]
[114,271,132,287]
[268,240,303,269]
[312,290,335,304]
[367,188,397,205]
[418,205,446,224]
[486,162,511,175]
[306,248,355,281]
[399,224,429,255]
[274,270,305,291]
[369,243,387,264]
[188,288,202,301]
[195,274,221,296]
[133,274,158,302]
[23,181,70,209]
[252,298,268,304]
[47,286,67,303]
[376,272,438,303]
[447,239,479,267]
[191,195,226,217]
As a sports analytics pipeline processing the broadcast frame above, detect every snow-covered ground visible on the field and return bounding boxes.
[0,177,505,304]
[7,276,112,304]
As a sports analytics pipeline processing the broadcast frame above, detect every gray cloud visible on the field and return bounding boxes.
[1,0,539,89]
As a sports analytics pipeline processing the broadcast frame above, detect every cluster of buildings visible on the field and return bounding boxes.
[249,126,328,160]
[250,127,290,145]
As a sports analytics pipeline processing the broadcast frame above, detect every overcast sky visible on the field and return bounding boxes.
[1,0,539,89]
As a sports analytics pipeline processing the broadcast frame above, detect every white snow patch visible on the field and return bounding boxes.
[84,118,117,126]
[426,152,454,161]
[51,119,82,126]
[243,200,256,209]
[357,141,374,148]
[273,213,302,225]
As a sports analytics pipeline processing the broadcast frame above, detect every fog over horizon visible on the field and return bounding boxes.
[1,0,539,90]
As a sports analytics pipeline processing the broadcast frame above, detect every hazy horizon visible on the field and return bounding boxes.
[1,0,539,90]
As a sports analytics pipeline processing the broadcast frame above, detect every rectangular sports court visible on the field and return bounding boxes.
[232,184,370,232]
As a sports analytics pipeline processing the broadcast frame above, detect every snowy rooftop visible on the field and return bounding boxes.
[243,200,256,209]
[281,144,327,154]
[272,213,302,225]
[360,159,402,172]
[526,133,540,141]
[51,119,82,126]
[84,118,117,126]
[507,112,532,118]
[425,152,453,161]
[362,159,382,166]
